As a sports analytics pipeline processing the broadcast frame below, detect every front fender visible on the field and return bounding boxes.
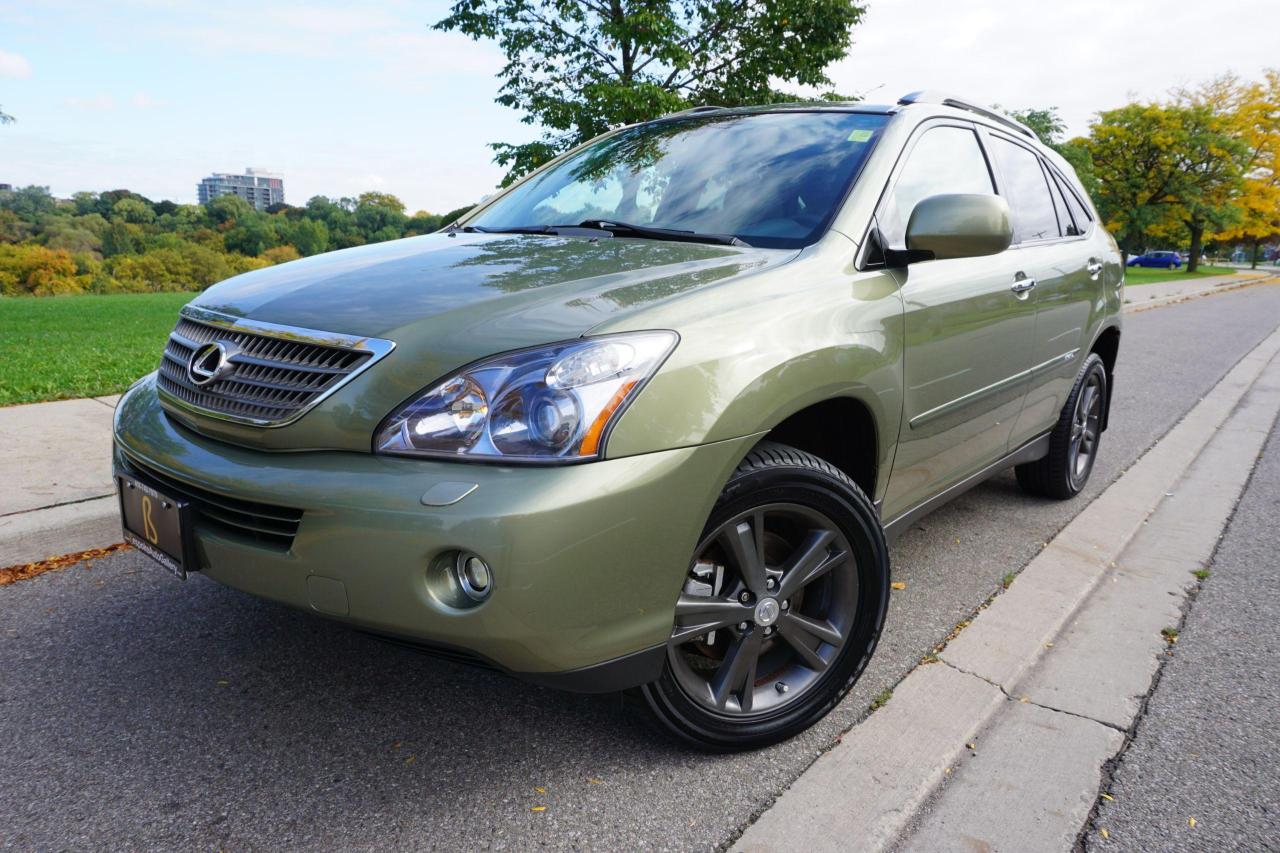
[604,255,904,501]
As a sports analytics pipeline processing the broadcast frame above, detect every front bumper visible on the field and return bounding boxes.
[113,376,755,690]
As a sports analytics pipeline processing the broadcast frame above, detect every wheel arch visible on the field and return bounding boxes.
[1089,323,1121,432]
[761,396,881,502]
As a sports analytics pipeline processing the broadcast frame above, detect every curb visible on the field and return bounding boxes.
[1124,271,1277,313]
[0,497,122,569]
[734,323,1280,852]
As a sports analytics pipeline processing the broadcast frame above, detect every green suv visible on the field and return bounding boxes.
[114,92,1122,750]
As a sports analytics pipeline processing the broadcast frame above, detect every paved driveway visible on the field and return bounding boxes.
[4,284,1280,851]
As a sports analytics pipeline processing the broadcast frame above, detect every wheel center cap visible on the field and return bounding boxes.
[754,597,780,627]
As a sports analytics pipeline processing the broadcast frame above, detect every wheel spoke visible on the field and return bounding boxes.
[671,594,753,644]
[777,529,843,600]
[719,518,768,596]
[776,618,829,672]
[778,610,844,647]
[710,629,763,711]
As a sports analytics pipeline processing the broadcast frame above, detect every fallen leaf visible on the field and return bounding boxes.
[1189,817,1196,828]
[404,755,415,765]
[1100,828,1110,839]
[216,680,229,686]
[966,742,976,750]
[587,778,603,785]
[531,806,546,813]
[1019,696,1029,703]
[534,786,546,794]
[891,582,907,591]
[1101,793,1114,802]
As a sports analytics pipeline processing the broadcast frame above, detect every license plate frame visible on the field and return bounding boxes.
[117,474,196,579]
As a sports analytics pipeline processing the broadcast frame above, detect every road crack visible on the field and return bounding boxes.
[939,659,1126,733]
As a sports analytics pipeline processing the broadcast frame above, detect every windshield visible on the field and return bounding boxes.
[467,111,889,249]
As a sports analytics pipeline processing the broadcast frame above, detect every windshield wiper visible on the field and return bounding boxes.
[576,219,750,247]
[462,224,613,238]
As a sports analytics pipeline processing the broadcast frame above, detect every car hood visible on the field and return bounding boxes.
[191,231,788,342]
[169,232,793,451]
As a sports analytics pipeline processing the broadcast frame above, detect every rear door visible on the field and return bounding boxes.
[875,121,1039,520]
[983,132,1100,449]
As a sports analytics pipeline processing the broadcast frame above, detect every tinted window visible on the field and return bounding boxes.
[1051,171,1092,236]
[469,111,889,249]
[880,125,994,248]
[988,137,1060,243]
[1046,170,1072,237]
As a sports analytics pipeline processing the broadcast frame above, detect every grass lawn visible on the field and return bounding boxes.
[0,292,193,406]
[1123,264,1240,285]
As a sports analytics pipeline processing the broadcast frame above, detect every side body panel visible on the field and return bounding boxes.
[881,251,1037,519]
[600,232,905,503]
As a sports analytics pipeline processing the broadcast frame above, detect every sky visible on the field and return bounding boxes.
[0,0,1275,214]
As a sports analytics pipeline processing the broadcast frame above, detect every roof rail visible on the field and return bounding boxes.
[897,91,1038,141]
[665,104,725,117]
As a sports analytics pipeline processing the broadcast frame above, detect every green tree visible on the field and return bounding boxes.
[0,185,57,220]
[289,218,330,256]
[436,0,866,183]
[354,191,408,242]
[1002,106,1066,147]
[440,204,476,226]
[111,197,156,225]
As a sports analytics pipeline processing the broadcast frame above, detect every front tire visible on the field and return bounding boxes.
[638,441,889,751]
[1016,353,1108,499]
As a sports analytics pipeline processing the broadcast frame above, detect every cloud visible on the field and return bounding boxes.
[64,94,117,111]
[131,92,165,109]
[0,48,31,78]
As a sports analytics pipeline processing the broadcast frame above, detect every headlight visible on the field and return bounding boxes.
[374,332,677,462]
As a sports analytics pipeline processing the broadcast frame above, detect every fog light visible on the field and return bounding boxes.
[456,553,492,601]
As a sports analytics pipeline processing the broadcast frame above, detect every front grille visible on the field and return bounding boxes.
[157,314,384,426]
[123,454,304,552]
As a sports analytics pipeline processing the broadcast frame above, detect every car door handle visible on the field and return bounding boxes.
[1010,278,1037,294]
[1087,260,1103,279]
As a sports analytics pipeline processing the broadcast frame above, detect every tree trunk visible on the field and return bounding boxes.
[1251,239,1260,269]
[1187,224,1204,273]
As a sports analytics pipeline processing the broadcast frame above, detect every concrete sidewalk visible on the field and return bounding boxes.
[1088,394,1280,849]
[736,323,1280,852]
[0,395,121,566]
[1124,269,1273,311]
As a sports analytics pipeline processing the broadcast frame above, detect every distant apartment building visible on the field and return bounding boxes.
[197,168,284,210]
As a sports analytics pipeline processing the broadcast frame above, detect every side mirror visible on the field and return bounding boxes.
[904,194,1012,262]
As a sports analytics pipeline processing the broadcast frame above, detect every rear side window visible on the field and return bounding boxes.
[879,125,994,249]
[1051,170,1092,236]
[988,137,1060,243]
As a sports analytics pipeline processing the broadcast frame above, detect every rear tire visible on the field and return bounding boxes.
[637,441,889,752]
[1016,353,1107,499]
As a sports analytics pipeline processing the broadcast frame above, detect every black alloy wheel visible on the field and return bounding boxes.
[639,442,889,751]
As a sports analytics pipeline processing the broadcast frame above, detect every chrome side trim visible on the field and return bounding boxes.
[883,432,1052,543]
[156,305,396,429]
[909,348,1079,429]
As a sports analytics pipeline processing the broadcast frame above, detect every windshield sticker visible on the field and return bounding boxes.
[847,128,874,143]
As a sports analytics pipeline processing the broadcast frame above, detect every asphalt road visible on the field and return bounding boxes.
[4,282,1280,852]
[1088,411,1280,851]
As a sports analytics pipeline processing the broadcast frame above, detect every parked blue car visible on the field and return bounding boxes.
[1127,251,1182,269]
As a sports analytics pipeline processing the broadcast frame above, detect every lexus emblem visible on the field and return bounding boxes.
[187,341,238,386]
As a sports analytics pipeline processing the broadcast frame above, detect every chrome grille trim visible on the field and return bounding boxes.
[156,306,395,427]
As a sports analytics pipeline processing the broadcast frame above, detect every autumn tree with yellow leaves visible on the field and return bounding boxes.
[1197,71,1280,268]
[1077,70,1278,271]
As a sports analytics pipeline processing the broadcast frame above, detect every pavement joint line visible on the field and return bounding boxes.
[732,320,1280,853]
[0,491,117,520]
